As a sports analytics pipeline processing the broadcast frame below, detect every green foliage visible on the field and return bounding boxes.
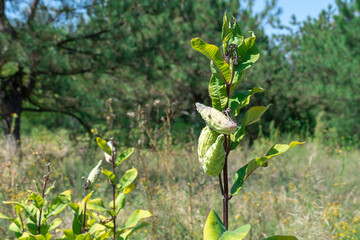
[203,210,250,240]
[0,137,150,239]
[192,13,302,238]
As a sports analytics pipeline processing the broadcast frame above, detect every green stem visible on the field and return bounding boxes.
[222,61,234,229]
[111,139,116,240]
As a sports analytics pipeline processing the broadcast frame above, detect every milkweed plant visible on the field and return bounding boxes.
[0,137,151,240]
[191,13,303,240]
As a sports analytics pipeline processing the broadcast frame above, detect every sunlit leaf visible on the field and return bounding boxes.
[96,137,112,155]
[102,168,115,184]
[119,168,138,189]
[204,209,226,240]
[116,148,135,166]
[231,141,304,196]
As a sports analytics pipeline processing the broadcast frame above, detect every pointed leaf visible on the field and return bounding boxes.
[230,105,270,150]
[229,87,266,116]
[191,37,231,83]
[264,236,298,240]
[96,137,112,155]
[44,181,56,196]
[236,32,260,73]
[124,210,152,229]
[124,183,136,194]
[204,210,226,240]
[102,168,115,184]
[29,192,44,209]
[208,60,228,111]
[48,218,62,231]
[45,190,71,220]
[89,223,106,234]
[119,222,149,240]
[219,224,251,240]
[116,148,135,166]
[119,168,138,189]
[231,141,304,196]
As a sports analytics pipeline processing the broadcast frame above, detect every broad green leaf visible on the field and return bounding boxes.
[229,87,266,116]
[209,72,227,111]
[191,37,231,83]
[86,202,108,212]
[116,148,135,166]
[119,168,138,189]
[119,222,149,240]
[87,198,107,212]
[0,61,19,77]
[44,181,56,196]
[102,168,115,184]
[96,137,112,155]
[29,192,44,209]
[222,13,231,40]
[231,105,270,150]
[3,201,38,223]
[264,236,298,240]
[0,212,14,220]
[124,183,136,194]
[242,105,271,127]
[61,229,76,240]
[231,141,304,196]
[45,190,71,220]
[48,218,62,231]
[219,224,251,240]
[33,180,42,193]
[9,221,22,237]
[83,191,93,204]
[89,223,106,234]
[203,209,226,240]
[75,233,91,240]
[124,210,152,229]
[236,32,260,73]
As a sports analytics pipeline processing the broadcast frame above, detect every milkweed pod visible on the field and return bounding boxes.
[87,160,103,187]
[195,103,237,134]
[198,126,219,159]
[104,141,115,163]
[202,134,225,177]
[198,127,225,177]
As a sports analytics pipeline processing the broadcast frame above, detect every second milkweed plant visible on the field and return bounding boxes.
[191,13,303,239]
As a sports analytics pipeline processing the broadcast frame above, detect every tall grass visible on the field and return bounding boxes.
[0,127,359,239]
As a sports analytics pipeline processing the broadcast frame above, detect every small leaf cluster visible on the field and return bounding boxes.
[0,137,151,240]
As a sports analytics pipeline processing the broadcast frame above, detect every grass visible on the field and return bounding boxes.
[0,128,359,239]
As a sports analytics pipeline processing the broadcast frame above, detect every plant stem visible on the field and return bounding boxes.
[111,139,116,240]
[38,163,51,234]
[222,60,234,229]
[82,187,87,233]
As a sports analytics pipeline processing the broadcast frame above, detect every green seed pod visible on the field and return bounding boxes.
[87,160,103,187]
[195,103,237,134]
[198,126,225,177]
[198,126,219,159]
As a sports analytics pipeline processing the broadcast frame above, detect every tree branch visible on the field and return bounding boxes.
[37,68,92,76]
[0,0,16,37]
[27,0,40,25]
[56,29,109,46]
[22,107,92,134]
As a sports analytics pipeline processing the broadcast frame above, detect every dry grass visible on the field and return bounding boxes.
[0,130,359,239]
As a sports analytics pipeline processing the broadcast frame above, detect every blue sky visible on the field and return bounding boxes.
[253,0,337,35]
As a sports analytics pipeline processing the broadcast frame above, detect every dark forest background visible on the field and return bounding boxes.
[1,0,359,147]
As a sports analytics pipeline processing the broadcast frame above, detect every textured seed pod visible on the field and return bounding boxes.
[104,141,115,163]
[87,160,103,187]
[195,103,237,134]
[198,126,219,159]
[198,126,225,177]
